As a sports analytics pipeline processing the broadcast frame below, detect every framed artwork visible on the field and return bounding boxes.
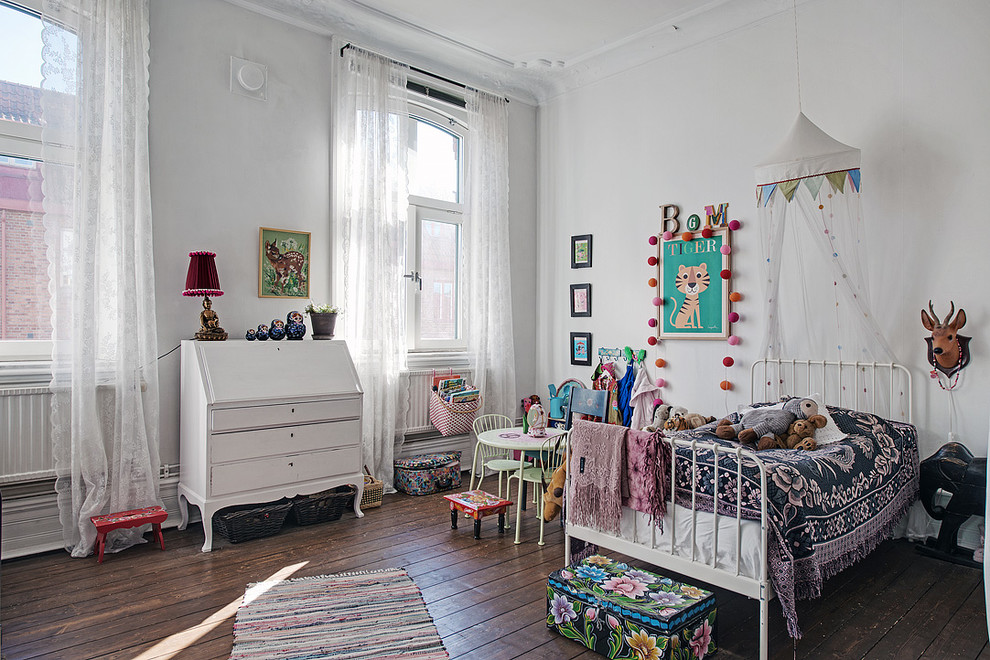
[571,234,592,269]
[570,332,592,366]
[259,227,310,299]
[570,283,592,317]
[658,228,730,339]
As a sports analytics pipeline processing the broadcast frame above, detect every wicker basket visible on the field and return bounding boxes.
[213,500,292,544]
[361,468,384,509]
[290,485,356,526]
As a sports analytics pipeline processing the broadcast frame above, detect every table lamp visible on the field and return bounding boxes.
[183,250,228,341]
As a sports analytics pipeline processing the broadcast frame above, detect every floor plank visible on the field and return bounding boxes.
[1,488,986,659]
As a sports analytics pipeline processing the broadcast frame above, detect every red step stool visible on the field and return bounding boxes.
[443,490,513,539]
[90,505,168,563]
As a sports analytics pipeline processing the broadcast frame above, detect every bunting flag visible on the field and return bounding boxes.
[760,183,777,206]
[825,171,847,194]
[779,180,800,202]
[804,175,824,200]
[848,169,861,192]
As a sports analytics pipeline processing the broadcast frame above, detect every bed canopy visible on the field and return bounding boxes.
[755,112,896,372]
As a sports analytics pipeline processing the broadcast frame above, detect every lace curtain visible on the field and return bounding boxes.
[331,40,409,489]
[464,89,517,418]
[41,0,160,557]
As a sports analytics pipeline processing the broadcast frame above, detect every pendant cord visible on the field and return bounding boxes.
[793,0,803,112]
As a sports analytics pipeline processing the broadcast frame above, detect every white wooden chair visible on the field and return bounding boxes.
[469,414,516,498]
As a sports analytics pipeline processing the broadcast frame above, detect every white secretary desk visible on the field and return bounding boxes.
[178,339,364,551]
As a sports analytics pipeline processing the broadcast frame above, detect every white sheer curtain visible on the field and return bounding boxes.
[464,89,516,418]
[41,0,160,557]
[332,40,409,489]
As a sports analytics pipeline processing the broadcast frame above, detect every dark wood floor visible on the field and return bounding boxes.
[1,488,987,659]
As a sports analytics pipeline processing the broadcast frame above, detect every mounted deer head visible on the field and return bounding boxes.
[921,300,971,377]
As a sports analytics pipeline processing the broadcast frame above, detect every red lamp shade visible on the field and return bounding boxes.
[182,251,224,297]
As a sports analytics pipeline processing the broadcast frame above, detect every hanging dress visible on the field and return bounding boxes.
[616,360,637,426]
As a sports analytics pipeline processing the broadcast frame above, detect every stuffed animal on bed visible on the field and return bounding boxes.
[542,462,566,522]
[757,417,823,451]
[664,412,716,432]
[715,397,827,446]
[642,403,672,432]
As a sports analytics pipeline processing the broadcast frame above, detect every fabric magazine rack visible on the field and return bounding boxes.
[563,358,913,660]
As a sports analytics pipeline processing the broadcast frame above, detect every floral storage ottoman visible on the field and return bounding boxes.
[547,555,717,660]
[393,451,462,495]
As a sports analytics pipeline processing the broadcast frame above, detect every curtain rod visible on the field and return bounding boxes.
[339,43,508,105]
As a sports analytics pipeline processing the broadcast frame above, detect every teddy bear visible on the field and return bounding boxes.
[756,416,824,451]
[542,461,566,522]
[664,412,716,432]
[715,397,827,447]
[642,403,672,432]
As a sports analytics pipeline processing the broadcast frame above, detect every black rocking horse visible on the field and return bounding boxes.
[917,442,986,567]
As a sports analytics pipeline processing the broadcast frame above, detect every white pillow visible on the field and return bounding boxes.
[805,393,847,445]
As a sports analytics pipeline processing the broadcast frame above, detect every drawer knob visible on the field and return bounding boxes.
[290,432,294,438]
[288,461,294,467]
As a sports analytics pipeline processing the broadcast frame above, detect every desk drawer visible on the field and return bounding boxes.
[210,446,361,497]
[211,398,360,432]
[210,419,359,464]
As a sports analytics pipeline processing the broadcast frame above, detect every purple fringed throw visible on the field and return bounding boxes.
[624,429,672,530]
[568,420,626,535]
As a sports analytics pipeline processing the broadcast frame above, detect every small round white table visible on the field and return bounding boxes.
[475,426,565,544]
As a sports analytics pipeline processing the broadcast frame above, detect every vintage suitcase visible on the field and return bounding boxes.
[393,451,462,495]
[547,555,717,660]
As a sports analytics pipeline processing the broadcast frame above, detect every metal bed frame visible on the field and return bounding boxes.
[564,358,913,659]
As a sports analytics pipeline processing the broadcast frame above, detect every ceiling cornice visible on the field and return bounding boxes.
[225,0,801,105]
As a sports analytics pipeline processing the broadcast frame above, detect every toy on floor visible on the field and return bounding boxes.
[715,397,826,446]
[757,417,822,451]
[542,462,566,522]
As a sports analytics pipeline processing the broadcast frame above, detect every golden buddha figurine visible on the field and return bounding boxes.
[195,296,227,341]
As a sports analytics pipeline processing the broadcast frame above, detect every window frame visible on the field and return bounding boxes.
[405,99,468,353]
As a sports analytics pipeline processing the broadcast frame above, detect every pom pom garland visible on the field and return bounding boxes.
[648,318,658,328]
[720,269,731,279]
[653,398,663,407]
[648,256,658,266]
[652,296,662,306]
[681,231,693,241]
[655,378,666,388]
[649,235,658,246]
[728,220,741,231]
[728,311,740,323]
[720,245,731,255]
[720,380,732,391]
[701,227,713,238]
[655,358,665,368]
[729,291,742,302]
[648,277,658,287]
[648,336,658,346]
[722,356,734,367]
[727,335,740,346]
[662,231,673,241]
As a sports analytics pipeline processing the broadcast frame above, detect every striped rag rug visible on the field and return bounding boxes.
[230,567,449,659]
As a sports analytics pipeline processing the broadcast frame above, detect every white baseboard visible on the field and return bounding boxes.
[1,476,186,560]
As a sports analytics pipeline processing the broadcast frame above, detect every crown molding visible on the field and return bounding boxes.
[225,0,802,105]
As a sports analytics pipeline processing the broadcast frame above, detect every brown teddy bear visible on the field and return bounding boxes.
[542,462,566,522]
[757,417,824,451]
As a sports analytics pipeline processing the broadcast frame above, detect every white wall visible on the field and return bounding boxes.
[538,0,990,462]
[149,0,539,465]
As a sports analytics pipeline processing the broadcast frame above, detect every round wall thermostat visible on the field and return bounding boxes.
[237,63,265,92]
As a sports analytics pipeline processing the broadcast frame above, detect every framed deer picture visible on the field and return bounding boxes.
[259,227,310,299]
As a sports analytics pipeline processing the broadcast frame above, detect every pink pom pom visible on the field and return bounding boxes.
[728,311,740,323]
[723,356,734,367]
[662,231,673,241]
[727,335,740,346]
[720,245,731,255]
[649,235,658,245]
[729,220,741,231]
[648,318,658,328]
[656,378,666,388]
[653,398,663,407]
[652,296,662,306]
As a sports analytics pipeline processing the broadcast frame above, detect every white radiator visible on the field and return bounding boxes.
[0,386,53,484]
[405,368,474,434]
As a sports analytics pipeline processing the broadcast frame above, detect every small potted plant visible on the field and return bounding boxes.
[304,303,341,340]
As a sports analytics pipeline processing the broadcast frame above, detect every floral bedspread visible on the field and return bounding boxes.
[671,404,920,638]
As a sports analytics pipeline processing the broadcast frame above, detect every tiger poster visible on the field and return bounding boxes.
[659,229,729,339]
